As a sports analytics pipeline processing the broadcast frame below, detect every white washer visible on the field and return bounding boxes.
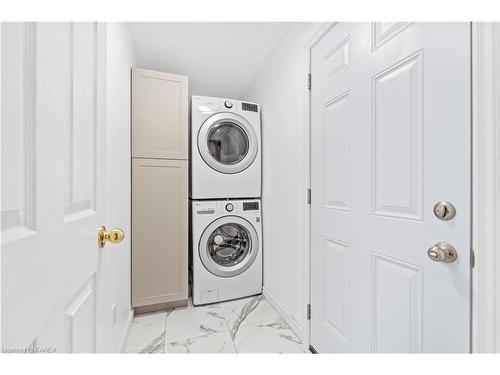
[190,96,261,199]
[191,199,262,305]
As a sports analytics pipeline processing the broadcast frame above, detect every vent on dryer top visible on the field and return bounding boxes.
[242,102,258,112]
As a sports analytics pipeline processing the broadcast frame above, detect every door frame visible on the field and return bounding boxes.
[305,22,500,353]
[302,22,337,350]
[471,22,500,353]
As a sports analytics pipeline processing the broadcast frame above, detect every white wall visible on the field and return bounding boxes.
[243,23,322,340]
[128,23,296,99]
[97,22,137,352]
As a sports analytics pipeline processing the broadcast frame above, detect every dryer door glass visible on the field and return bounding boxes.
[207,122,249,165]
[198,112,258,174]
[207,223,251,267]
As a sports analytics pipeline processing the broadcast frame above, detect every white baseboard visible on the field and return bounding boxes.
[117,310,134,353]
[262,287,304,342]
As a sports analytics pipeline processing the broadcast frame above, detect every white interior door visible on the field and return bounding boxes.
[310,23,471,353]
[1,22,114,353]
[95,23,135,353]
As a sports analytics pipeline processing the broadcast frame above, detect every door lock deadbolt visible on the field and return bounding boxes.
[433,201,456,221]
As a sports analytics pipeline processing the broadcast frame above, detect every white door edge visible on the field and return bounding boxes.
[0,21,3,352]
[472,22,500,353]
[303,22,337,351]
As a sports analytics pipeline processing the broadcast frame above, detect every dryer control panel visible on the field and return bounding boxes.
[191,95,260,115]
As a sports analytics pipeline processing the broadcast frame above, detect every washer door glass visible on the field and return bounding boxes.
[207,223,250,266]
[207,122,249,165]
[199,216,259,278]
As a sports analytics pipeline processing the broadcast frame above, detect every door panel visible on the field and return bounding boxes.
[65,22,100,220]
[372,51,423,220]
[321,237,350,345]
[1,22,36,240]
[64,276,97,353]
[372,253,423,353]
[310,23,471,353]
[1,22,107,353]
[324,92,351,211]
[372,23,413,50]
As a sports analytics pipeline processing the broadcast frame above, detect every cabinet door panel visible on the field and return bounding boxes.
[132,158,188,307]
[132,68,188,159]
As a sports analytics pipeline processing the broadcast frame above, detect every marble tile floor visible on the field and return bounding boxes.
[124,294,309,354]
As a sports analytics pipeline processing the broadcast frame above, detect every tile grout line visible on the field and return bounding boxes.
[163,307,173,352]
[223,295,275,353]
[163,312,167,352]
[221,304,239,354]
[159,295,299,353]
[164,300,238,353]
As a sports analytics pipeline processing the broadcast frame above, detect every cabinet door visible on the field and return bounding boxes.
[132,158,188,307]
[132,68,188,159]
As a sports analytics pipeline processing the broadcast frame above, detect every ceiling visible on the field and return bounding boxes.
[127,22,297,99]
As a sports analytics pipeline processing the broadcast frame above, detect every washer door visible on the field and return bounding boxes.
[199,216,259,277]
[198,112,258,174]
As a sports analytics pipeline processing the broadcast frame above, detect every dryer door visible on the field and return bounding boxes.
[199,216,259,277]
[198,112,258,174]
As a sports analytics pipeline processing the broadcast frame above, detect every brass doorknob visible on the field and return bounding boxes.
[98,226,125,248]
[427,242,457,263]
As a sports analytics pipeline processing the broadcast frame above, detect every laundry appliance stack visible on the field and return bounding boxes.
[189,96,263,305]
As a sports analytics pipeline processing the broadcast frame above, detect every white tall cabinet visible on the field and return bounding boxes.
[131,68,189,312]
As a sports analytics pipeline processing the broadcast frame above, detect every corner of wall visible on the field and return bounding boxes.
[241,22,324,349]
[263,287,304,341]
[124,22,139,66]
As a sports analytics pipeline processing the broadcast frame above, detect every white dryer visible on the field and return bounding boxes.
[191,199,262,305]
[190,96,261,199]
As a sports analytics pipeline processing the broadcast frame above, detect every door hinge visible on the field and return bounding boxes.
[307,73,311,90]
[471,248,475,268]
[307,188,311,204]
[307,304,311,320]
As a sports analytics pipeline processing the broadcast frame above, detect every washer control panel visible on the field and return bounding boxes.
[243,201,259,211]
[193,200,260,216]
[193,201,216,215]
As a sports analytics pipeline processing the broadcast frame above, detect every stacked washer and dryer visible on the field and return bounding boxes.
[190,96,263,306]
